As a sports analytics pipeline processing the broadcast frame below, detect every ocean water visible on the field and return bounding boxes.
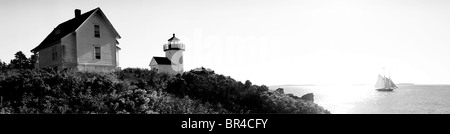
[270,85,450,114]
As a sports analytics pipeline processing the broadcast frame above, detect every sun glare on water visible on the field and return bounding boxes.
[283,85,377,114]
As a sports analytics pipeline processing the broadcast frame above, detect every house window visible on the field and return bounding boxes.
[52,46,57,61]
[95,46,101,59]
[94,25,100,37]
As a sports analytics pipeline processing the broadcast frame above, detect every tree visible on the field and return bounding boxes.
[244,80,252,89]
[0,59,7,71]
[29,53,38,69]
[9,51,33,69]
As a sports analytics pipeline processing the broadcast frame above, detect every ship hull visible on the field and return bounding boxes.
[376,88,394,92]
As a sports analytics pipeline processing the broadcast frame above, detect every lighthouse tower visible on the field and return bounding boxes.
[164,33,185,72]
[150,33,185,74]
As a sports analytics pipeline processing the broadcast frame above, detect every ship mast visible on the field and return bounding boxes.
[383,67,387,88]
[387,68,391,88]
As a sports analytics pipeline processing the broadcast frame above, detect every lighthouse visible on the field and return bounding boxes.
[149,33,185,74]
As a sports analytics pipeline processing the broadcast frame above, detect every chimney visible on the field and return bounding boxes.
[75,9,81,18]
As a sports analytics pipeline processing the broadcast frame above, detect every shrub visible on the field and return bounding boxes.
[165,67,330,114]
[0,68,226,114]
[0,67,330,114]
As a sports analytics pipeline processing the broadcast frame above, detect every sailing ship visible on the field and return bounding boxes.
[375,74,398,91]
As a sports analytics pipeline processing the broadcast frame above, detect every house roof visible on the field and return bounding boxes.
[152,57,173,65]
[167,33,180,42]
[31,7,120,52]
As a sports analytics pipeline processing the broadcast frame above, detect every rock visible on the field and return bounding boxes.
[275,88,284,94]
[300,93,314,102]
[286,93,300,99]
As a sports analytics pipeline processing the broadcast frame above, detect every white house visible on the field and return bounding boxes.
[31,7,121,71]
[149,34,185,74]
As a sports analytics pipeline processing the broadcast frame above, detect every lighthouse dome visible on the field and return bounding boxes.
[168,33,180,42]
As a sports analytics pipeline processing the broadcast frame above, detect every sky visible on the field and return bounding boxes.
[1,0,450,85]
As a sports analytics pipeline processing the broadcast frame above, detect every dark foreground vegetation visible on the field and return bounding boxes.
[0,68,330,114]
[0,52,330,114]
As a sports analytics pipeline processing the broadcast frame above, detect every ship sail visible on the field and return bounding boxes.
[375,75,397,89]
[375,75,386,89]
[387,78,398,89]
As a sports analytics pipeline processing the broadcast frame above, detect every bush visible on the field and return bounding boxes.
[0,68,225,114]
[0,67,329,114]
[165,67,330,114]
